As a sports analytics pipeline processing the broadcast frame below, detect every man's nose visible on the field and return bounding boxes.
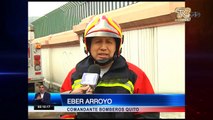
[100,43,107,50]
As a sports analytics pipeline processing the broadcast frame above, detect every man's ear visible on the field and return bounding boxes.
[83,33,89,55]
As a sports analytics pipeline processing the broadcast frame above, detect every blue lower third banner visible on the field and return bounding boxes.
[28,93,185,112]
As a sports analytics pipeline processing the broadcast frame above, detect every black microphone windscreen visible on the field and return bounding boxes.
[88,64,100,75]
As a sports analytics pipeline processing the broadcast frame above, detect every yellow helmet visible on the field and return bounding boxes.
[83,15,123,56]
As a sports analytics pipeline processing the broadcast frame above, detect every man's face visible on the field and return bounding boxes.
[90,37,116,61]
[39,85,45,93]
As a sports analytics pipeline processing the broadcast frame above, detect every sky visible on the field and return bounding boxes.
[28,2,68,17]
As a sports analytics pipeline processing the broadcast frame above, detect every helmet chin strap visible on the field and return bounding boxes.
[91,53,118,66]
[95,58,114,66]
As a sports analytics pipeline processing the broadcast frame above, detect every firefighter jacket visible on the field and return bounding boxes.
[60,55,159,119]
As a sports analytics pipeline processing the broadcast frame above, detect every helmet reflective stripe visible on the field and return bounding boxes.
[107,17,122,37]
[84,15,123,55]
[72,79,82,90]
[97,80,134,94]
[87,32,119,38]
[85,15,121,38]
[84,16,100,38]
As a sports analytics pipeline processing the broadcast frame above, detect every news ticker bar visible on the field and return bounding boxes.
[28,106,185,112]
[29,93,184,106]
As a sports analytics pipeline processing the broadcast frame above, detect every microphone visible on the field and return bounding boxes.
[81,64,100,93]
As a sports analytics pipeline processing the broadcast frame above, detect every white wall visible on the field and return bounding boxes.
[121,23,185,119]
[156,24,185,94]
[122,23,185,94]
[41,34,87,87]
[122,28,157,89]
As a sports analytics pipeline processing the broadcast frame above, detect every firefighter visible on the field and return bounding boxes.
[60,15,159,119]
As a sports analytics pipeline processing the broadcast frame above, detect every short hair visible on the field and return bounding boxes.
[38,84,45,88]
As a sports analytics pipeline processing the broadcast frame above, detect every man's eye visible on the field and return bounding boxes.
[106,40,113,44]
[95,40,101,43]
